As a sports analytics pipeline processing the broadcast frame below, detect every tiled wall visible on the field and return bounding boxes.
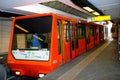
[17,34,26,49]
[0,18,12,54]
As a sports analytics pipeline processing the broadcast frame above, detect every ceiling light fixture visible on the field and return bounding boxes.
[13,4,52,13]
[83,7,94,12]
[92,11,100,16]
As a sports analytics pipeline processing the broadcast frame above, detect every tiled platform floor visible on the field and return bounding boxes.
[39,40,120,80]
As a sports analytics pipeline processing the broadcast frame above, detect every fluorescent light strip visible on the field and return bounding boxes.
[15,24,29,33]
[14,4,52,13]
[83,7,94,12]
[92,11,100,16]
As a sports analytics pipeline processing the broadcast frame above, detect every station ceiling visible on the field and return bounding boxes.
[0,0,119,22]
[88,0,120,22]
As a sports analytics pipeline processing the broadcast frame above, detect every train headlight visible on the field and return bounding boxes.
[15,71,20,75]
[39,74,45,78]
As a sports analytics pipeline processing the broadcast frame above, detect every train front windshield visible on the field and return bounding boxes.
[12,16,52,61]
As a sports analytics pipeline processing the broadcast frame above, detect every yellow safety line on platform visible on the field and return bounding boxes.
[57,41,111,80]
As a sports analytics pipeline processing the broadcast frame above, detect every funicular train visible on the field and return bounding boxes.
[7,13,104,78]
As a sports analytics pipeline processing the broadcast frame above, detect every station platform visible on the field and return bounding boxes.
[0,40,120,80]
[38,40,120,80]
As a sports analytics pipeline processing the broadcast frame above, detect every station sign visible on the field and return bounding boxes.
[92,15,111,22]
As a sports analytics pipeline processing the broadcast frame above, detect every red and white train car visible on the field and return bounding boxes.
[7,13,104,78]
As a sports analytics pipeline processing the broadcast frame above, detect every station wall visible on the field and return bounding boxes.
[0,18,12,54]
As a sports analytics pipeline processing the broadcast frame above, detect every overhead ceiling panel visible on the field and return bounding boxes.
[0,0,54,17]
[88,0,120,20]
[41,1,90,19]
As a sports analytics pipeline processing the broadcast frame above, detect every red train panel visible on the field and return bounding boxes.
[7,13,104,78]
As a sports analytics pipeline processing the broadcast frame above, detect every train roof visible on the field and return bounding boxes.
[13,12,86,21]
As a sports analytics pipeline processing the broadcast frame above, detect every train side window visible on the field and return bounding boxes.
[64,21,70,42]
[57,20,62,54]
[101,26,104,34]
[76,24,79,48]
[86,26,90,44]
[111,27,115,33]
[101,26,104,38]
[71,23,75,50]
[78,23,86,39]
[90,26,95,36]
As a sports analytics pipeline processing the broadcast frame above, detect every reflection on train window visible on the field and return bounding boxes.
[71,23,75,50]
[57,20,62,54]
[90,26,94,36]
[76,24,79,48]
[12,16,52,51]
[101,26,104,34]
[12,16,52,61]
[77,23,86,39]
[64,21,70,42]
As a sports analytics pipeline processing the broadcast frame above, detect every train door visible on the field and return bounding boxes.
[76,24,79,56]
[63,20,71,63]
[94,26,97,45]
[90,25,95,49]
[100,26,104,42]
[101,26,104,42]
[57,20,71,63]
[95,25,99,45]
[57,20,63,65]
[70,22,76,59]
[86,25,90,50]
[79,23,86,53]
[76,22,86,55]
